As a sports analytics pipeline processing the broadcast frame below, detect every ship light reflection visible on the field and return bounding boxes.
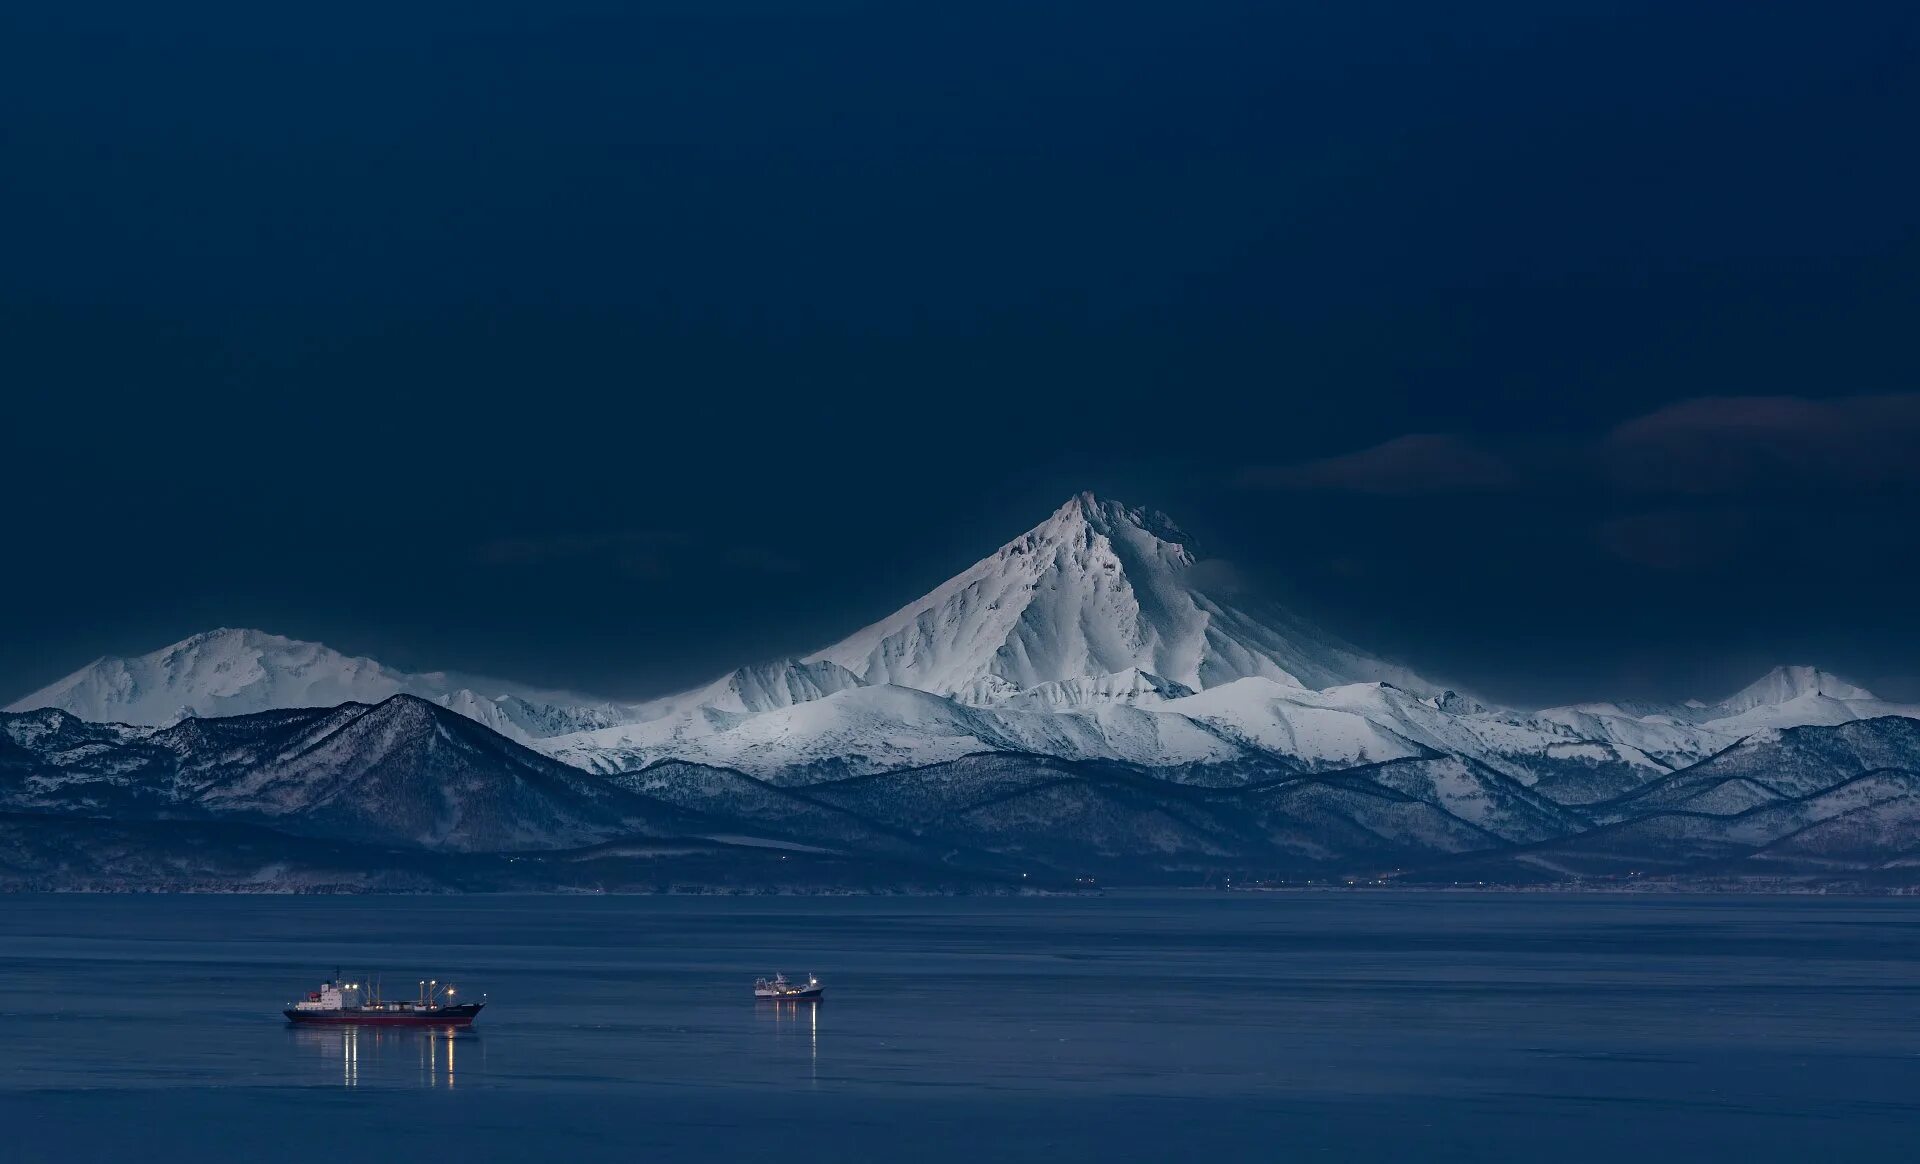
[294,1024,469,1090]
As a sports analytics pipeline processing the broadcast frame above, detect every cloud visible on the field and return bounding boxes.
[1241,393,1920,572]
[1243,393,1920,500]
[1602,394,1920,494]
[1239,433,1518,495]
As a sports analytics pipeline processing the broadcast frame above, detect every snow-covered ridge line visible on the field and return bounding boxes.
[3,627,636,743]
[9,498,1916,792]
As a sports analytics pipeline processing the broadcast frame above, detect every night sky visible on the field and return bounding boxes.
[4,2,1918,707]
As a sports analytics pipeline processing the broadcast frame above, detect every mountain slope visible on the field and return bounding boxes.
[543,683,1254,779]
[5,628,632,741]
[1600,716,1920,817]
[1394,718,1920,885]
[178,696,692,851]
[14,699,1920,888]
[0,696,704,852]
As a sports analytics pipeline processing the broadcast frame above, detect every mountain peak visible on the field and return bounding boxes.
[807,493,1431,700]
[1715,665,1875,713]
[3,628,400,726]
[1039,493,1191,552]
[187,626,271,643]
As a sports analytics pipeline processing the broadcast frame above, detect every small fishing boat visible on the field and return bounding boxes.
[753,972,823,1000]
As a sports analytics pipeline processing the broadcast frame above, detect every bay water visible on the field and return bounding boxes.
[3,892,1917,1162]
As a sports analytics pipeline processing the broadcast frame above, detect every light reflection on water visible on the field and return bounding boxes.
[754,997,820,1084]
[287,1025,473,1090]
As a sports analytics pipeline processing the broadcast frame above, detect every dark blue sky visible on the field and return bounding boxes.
[4,2,1918,706]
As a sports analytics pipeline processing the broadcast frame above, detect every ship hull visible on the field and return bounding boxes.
[754,990,823,1001]
[283,1003,484,1026]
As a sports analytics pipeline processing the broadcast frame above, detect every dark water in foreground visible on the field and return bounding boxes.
[2,892,1919,1163]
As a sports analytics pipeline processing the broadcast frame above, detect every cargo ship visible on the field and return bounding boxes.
[283,972,484,1026]
[754,972,823,1000]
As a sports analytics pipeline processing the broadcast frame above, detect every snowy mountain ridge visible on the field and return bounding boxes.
[8,498,1915,792]
[4,628,634,743]
[14,700,1920,891]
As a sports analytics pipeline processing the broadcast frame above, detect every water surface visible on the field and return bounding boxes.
[3,892,1917,1162]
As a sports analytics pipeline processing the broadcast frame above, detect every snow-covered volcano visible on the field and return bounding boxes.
[538,499,1915,782]
[534,492,1452,776]
[808,492,1436,703]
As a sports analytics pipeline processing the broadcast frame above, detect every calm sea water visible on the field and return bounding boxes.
[2,892,1918,1163]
